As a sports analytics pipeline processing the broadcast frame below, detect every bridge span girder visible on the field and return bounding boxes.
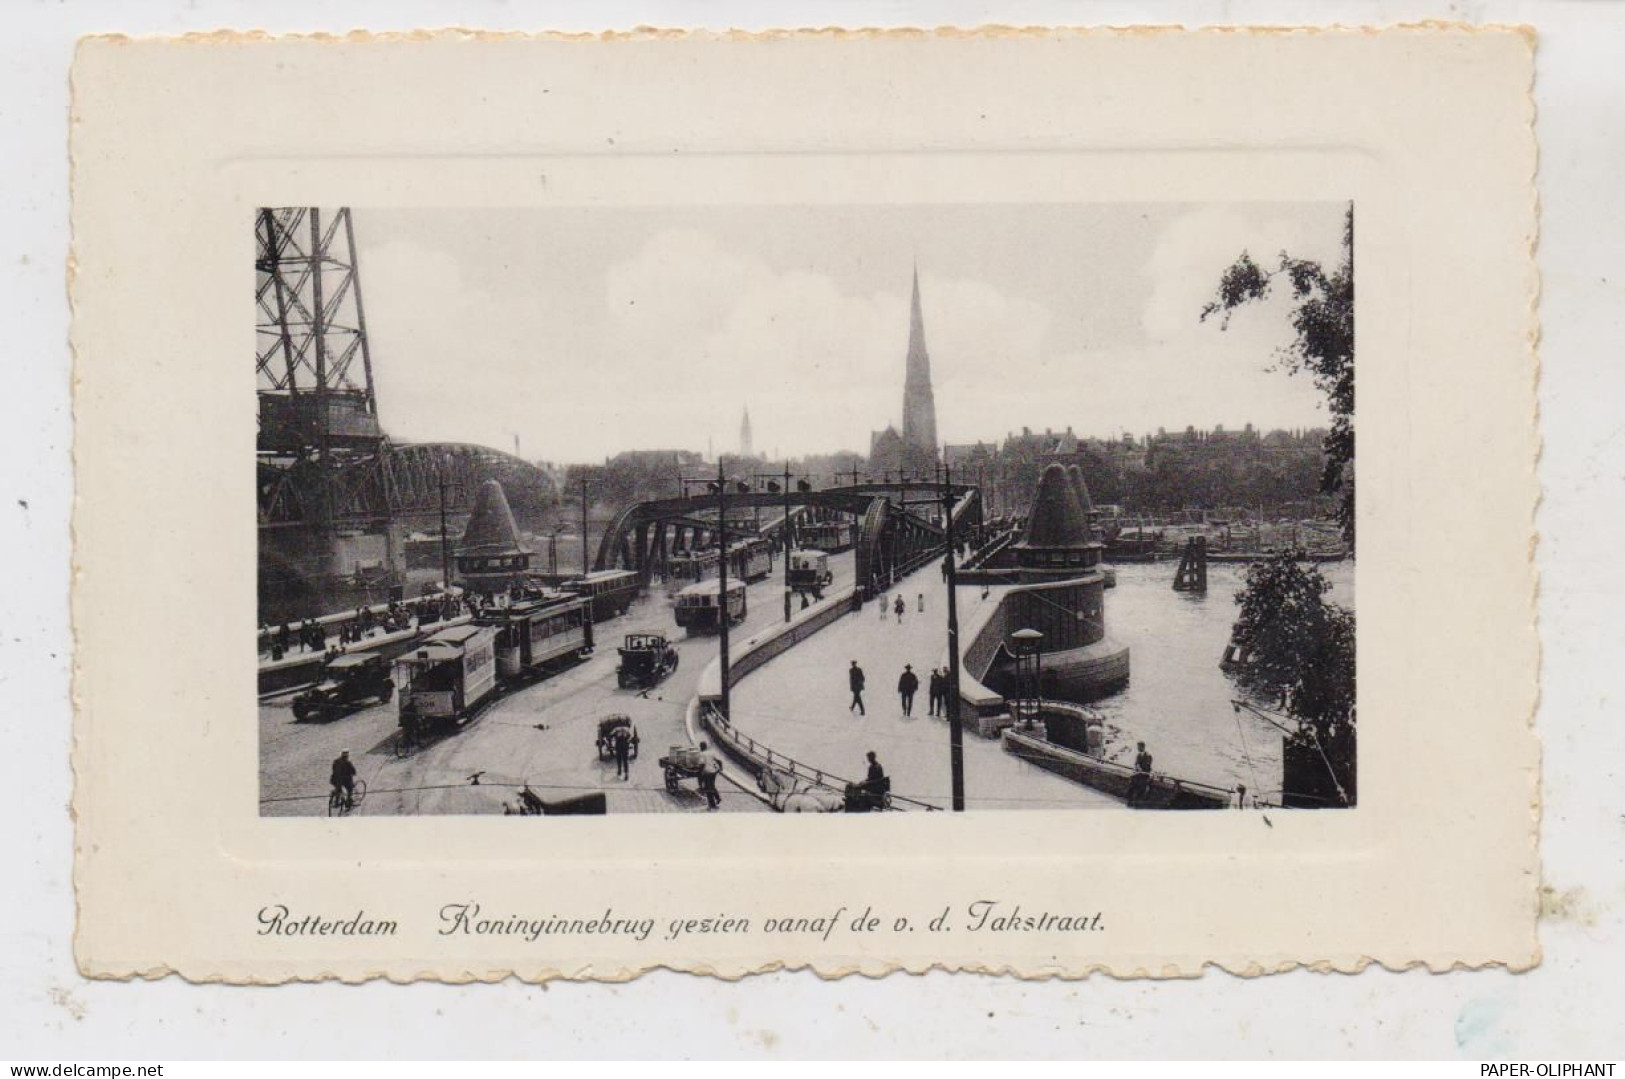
[593,483,982,598]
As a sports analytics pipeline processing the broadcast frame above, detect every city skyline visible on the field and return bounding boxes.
[358,202,1346,462]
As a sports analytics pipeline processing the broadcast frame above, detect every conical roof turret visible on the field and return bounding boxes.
[1018,463,1090,548]
[1066,464,1095,514]
[458,479,530,555]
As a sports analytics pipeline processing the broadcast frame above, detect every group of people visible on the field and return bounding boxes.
[261,593,471,662]
[878,592,927,623]
[847,660,954,719]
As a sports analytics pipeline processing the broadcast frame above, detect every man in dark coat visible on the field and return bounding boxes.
[329,750,357,810]
[1127,741,1154,805]
[848,660,866,715]
[897,664,919,717]
[927,668,944,716]
[611,724,633,780]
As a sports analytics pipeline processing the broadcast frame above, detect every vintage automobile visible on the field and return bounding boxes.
[291,652,395,721]
[595,714,641,761]
[616,632,679,689]
[787,548,834,597]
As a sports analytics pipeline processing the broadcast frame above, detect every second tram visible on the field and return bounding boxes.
[674,579,748,635]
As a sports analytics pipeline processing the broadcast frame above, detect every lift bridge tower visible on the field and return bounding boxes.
[256,207,399,622]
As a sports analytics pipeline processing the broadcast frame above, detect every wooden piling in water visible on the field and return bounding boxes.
[1173,535,1207,593]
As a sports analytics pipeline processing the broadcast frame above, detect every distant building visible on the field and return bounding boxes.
[740,406,754,459]
[869,267,941,476]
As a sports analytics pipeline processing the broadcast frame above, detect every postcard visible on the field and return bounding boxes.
[71,27,1539,981]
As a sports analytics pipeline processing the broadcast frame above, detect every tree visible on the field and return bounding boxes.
[1202,205,1355,546]
[1228,552,1357,802]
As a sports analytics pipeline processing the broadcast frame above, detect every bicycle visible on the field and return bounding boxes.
[328,778,368,816]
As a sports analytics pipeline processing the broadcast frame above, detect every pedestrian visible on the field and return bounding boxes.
[898,664,919,717]
[917,592,925,613]
[928,667,944,716]
[696,740,723,811]
[864,750,887,802]
[848,660,867,715]
[894,594,906,623]
[611,725,633,780]
[1127,741,1154,805]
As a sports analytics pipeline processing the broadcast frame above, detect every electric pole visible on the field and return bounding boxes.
[438,468,452,590]
[942,462,966,811]
[715,461,732,721]
[782,464,793,622]
[579,477,589,576]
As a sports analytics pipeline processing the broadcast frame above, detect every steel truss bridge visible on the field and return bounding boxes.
[594,481,984,599]
[258,441,556,535]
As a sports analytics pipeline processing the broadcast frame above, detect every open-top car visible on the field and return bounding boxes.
[292,652,395,721]
[616,632,679,689]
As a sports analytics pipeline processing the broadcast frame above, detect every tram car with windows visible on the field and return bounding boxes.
[478,594,594,682]
[665,548,721,590]
[800,520,855,553]
[561,569,640,623]
[727,537,774,583]
[787,549,834,597]
[396,623,500,739]
[674,578,748,635]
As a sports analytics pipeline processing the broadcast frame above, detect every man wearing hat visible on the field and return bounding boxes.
[897,664,920,717]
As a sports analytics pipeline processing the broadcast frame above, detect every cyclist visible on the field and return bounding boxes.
[330,749,357,810]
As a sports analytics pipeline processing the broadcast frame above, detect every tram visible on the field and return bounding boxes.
[479,594,594,681]
[800,520,855,553]
[674,579,748,635]
[396,623,500,734]
[561,569,640,623]
[666,549,721,589]
[728,537,774,583]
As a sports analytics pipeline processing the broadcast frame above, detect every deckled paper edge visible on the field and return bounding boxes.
[68,22,1543,985]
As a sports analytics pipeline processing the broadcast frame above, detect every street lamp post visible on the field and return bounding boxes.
[1010,627,1045,730]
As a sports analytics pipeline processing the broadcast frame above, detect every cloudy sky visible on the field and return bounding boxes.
[352,202,1348,463]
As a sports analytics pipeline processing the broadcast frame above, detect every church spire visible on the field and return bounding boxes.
[901,264,938,455]
[740,405,754,458]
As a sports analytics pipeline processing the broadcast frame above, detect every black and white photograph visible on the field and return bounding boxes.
[256,201,1356,817]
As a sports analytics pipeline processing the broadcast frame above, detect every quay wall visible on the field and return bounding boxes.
[257,614,472,698]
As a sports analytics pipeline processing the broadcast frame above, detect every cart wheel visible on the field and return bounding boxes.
[351,778,368,810]
[664,766,679,793]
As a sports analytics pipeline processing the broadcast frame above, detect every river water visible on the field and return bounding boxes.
[1091,559,1355,798]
